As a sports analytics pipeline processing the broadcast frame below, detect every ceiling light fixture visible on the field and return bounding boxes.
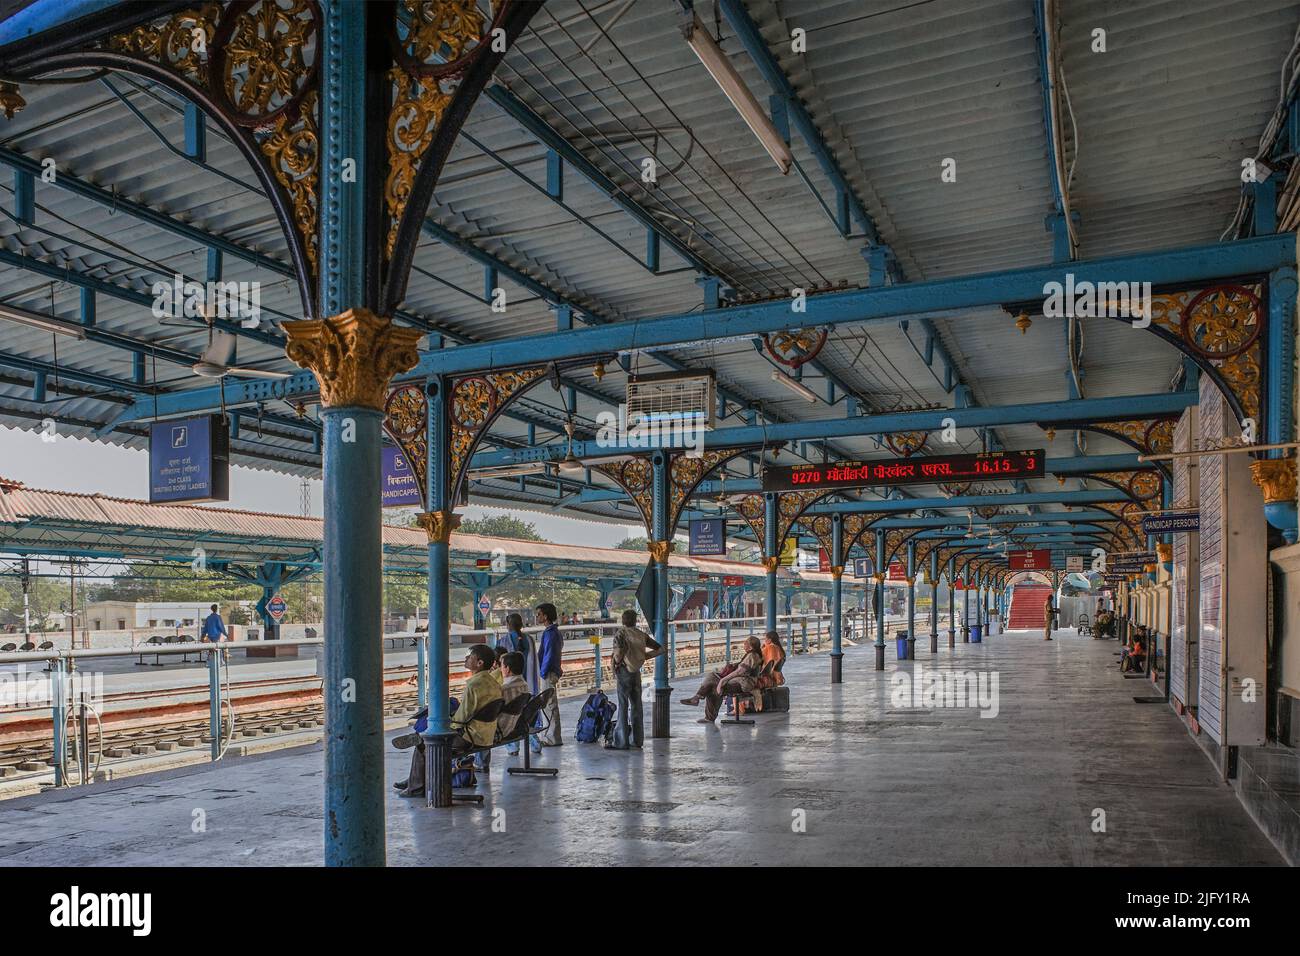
[681,13,793,175]
[0,303,86,339]
[770,369,818,403]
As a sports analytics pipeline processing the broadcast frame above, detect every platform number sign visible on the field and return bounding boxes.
[266,594,287,622]
[605,596,615,610]
[478,596,492,615]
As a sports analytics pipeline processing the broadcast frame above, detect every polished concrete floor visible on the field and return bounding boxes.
[0,628,1284,866]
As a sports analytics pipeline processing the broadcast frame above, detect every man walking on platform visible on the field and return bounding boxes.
[201,604,227,643]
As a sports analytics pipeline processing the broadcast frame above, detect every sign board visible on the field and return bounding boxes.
[688,518,727,556]
[635,560,656,624]
[266,594,287,622]
[149,414,229,504]
[381,446,423,507]
[887,562,907,581]
[722,575,744,587]
[477,596,492,614]
[761,449,1044,493]
[853,557,874,579]
[1007,549,1052,571]
[604,596,614,609]
[1065,555,1084,572]
[818,548,830,572]
[1141,511,1200,534]
[779,537,798,567]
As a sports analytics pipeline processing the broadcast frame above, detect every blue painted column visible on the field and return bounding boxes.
[947,557,956,647]
[929,549,939,653]
[764,493,779,634]
[1259,265,1298,542]
[651,451,673,738]
[873,528,886,670]
[280,0,418,867]
[962,570,971,642]
[783,589,795,656]
[829,514,844,683]
[905,540,917,659]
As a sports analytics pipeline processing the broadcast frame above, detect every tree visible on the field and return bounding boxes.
[458,515,544,541]
[616,535,648,551]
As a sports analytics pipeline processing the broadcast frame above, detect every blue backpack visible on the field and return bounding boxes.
[575,690,616,743]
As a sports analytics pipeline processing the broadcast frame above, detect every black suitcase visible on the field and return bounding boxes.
[761,686,790,713]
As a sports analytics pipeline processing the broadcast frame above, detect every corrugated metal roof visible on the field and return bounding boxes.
[0,0,1292,527]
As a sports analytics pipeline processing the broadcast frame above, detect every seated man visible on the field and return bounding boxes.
[497,651,531,746]
[679,636,764,724]
[1121,636,1146,673]
[395,644,502,798]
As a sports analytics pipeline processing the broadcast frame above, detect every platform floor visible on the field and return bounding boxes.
[0,628,1284,866]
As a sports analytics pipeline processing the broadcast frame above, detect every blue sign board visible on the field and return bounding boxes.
[688,518,727,556]
[266,595,287,621]
[1141,511,1200,534]
[149,414,227,503]
[381,445,423,507]
[853,557,874,578]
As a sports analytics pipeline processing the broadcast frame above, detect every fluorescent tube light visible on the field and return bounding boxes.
[682,14,793,175]
[0,304,86,339]
[771,368,818,403]
[469,463,548,480]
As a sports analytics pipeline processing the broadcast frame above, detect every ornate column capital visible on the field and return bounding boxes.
[648,540,675,563]
[1249,458,1297,504]
[416,510,460,544]
[283,308,423,410]
[905,576,916,586]
[872,573,885,584]
[761,555,780,573]
[829,565,844,580]
[1155,541,1172,563]
[0,83,25,119]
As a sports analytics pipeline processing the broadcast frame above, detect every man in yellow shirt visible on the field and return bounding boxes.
[395,643,502,798]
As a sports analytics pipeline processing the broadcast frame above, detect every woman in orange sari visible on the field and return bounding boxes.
[758,630,785,688]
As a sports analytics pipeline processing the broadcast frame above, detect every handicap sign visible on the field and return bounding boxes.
[478,596,492,614]
[266,594,287,621]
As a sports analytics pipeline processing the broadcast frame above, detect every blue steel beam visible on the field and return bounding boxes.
[91,234,1287,424]
[474,391,1194,467]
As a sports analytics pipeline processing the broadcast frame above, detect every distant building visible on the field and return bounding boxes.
[83,601,250,633]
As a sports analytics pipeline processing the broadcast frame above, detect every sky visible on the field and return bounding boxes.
[0,424,644,548]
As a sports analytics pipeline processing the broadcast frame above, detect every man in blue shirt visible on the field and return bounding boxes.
[201,604,228,643]
[535,602,563,746]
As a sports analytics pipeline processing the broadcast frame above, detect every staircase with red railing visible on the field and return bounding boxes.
[1007,584,1054,630]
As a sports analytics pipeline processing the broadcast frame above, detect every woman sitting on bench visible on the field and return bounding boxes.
[679,636,764,723]
[1121,635,1146,673]
[758,630,785,688]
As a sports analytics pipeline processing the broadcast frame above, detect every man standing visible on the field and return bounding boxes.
[606,609,661,750]
[1043,592,1055,641]
[201,604,227,643]
[536,603,564,746]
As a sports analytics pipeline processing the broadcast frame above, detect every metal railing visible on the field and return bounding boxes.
[0,609,959,788]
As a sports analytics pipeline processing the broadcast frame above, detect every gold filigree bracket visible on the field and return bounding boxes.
[283,308,422,410]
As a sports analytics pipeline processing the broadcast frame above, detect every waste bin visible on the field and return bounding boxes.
[970,623,983,643]
[895,629,909,660]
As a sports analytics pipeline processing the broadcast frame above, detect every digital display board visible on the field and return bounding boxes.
[761,449,1044,493]
[149,414,229,504]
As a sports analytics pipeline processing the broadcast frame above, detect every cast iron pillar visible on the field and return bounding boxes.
[651,451,673,738]
[929,549,939,653]
[829,514,844,683]
[764,492,779,634]
[874,528,886,670]
[905,540,917,659]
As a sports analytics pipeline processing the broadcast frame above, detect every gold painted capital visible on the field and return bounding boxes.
[417,510,460,544]
[830,565,844,580]
[1249,458,1297,504]
[872,573,885,583]
[1155,542,1172,563]
[282,308,423,410]
[761,555,781,573]
[648,540,675,563]
[0,82,24,120]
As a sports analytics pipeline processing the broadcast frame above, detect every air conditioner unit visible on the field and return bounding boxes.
[625,370,715,430]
